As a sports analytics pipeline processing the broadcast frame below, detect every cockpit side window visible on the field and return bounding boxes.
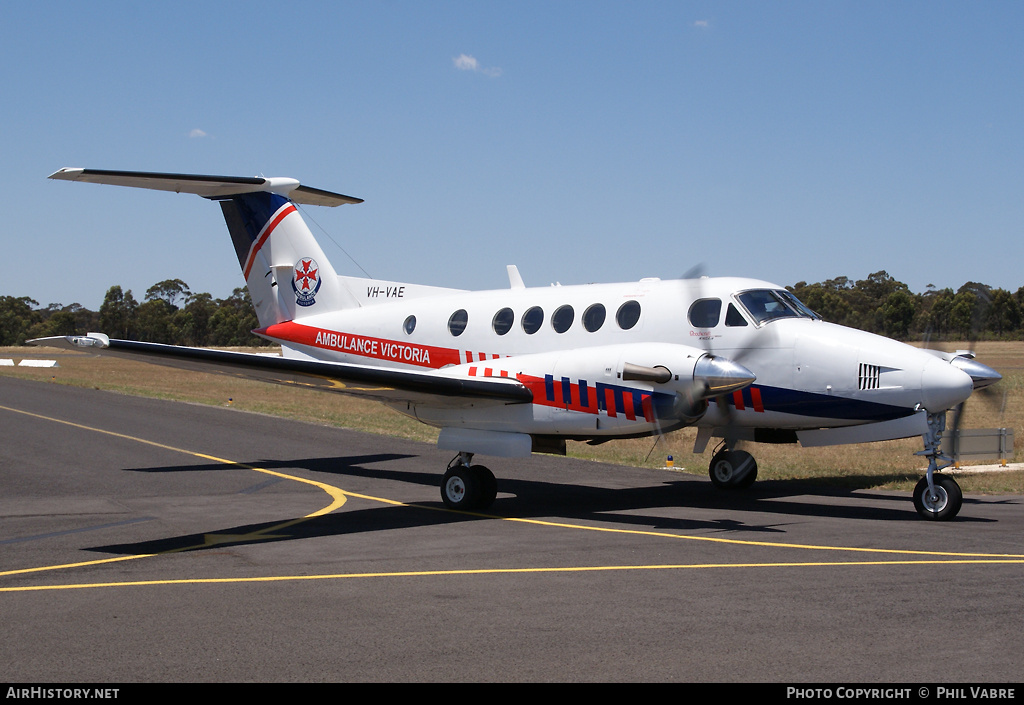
[725,303,748,327]
[736,290,801,325]
[688,298,722,328]
[777,289,820,319]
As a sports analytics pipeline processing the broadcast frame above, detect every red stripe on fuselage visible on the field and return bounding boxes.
[750,386,764,413]
[258,321,462,368]
[732,389,745,411]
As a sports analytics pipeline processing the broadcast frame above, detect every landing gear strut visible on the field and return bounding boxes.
[441,452,497,511]
[914,412,963,521]
[708,446,758,490]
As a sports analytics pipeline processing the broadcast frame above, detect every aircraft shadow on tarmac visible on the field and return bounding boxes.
[85,453,1004,556]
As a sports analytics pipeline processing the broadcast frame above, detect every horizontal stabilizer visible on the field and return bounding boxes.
[48,168,363,207]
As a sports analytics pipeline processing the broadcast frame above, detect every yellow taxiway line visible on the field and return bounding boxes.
[2,402,1022,593]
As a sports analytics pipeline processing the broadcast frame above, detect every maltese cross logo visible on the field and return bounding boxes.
[292,257,321,307]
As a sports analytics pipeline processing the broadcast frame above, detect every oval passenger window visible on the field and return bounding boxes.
[492,308,514,335]
[616,300,641,330]
[448,309,468,337]
[552,305,574,333]
[522,306,544,335]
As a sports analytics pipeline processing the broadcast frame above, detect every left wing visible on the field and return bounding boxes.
[28,335,532,408]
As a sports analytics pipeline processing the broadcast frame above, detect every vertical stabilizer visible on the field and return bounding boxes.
[220,192,357,326]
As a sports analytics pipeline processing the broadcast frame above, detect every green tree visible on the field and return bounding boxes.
[949,290,977,339]
[987,288,1021,337]
[145,279,191,308]
[134,298,178,343]
[880,289,917,340]
[26,310,78,339]
[173,292,216,346]
[855,271,910,334]
[209,288,268,346]
[98,286,138,339]
[917,288,955,340]
[0,296,41,345]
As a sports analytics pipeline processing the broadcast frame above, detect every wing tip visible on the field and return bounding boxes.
[48,167,85,181]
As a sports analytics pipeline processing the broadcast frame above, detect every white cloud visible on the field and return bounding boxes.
[453,53,502,78]
[189,128,208,138]
[693,20,710,29]
[454,54,478,71]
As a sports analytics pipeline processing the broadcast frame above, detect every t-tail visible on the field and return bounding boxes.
[48,168,364,328]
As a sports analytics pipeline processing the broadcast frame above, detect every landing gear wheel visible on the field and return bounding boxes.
[913,474,962,521]
[709,449,758,490]
[471,465,497,509]
[441,465,478,509]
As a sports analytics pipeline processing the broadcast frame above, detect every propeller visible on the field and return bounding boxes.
[637,264,758,461]
[947,354,1003,452]
[921,291,1004,460]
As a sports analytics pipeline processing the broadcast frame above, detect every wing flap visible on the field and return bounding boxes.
[29,336,531,407]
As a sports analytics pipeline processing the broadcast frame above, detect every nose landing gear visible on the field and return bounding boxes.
[914,412,963,520]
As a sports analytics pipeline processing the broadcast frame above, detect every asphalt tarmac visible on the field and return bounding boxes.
[1,376,1022,683]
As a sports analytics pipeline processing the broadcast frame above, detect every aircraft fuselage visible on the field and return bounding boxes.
[256,275,972,441]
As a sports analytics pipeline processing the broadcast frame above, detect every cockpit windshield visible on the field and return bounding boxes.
[736,289,819,325]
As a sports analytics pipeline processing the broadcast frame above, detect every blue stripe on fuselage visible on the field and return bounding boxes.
[729,385,911,422]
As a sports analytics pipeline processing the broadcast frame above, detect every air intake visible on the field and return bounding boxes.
[858,363,880,390]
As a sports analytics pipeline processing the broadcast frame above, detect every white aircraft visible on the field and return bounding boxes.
[34,168,1002,521]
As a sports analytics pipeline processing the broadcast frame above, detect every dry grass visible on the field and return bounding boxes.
[2,342,1021,494]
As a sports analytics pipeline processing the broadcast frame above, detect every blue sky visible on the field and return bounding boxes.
[4,1,1022,310]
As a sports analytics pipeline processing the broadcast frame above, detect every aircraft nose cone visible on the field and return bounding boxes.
[694,355,756,396]
[920,357,974,412]
[950,357,1003,390]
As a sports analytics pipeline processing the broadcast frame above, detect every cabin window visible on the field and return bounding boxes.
[688,298,721,328]
[616,300,641,330]
[492,308,514,336]
[552,305,574,333]
[403,315,417,335]
[522,306,544,335]
[448,309,468,336]
[583,303,606,332]
[725,303,747,327]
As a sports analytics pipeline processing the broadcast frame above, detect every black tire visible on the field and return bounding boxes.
[471,465,498,509]
[913,474,963,521]
[709,449,758,490]
[441,465,478,509]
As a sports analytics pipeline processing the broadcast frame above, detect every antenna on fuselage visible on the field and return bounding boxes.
[507,265,525,289]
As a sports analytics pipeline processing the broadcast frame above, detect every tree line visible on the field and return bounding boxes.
[789,271,1024,341]
[2,271,1023,347]
[0,279,272,347]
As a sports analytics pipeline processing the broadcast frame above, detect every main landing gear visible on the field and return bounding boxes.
[441,452,498,511]
[708,445,758,490]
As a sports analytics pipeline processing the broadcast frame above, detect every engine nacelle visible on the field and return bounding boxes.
[426,343,753,435]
